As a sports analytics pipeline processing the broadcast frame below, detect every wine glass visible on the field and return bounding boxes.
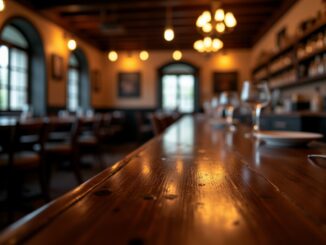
[219,91,239,130]
[211,96,222,119]
[241,81,271,133]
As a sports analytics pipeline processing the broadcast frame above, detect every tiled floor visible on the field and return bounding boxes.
[0,142,140,230]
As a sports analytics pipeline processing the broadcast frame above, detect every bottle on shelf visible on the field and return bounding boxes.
[316,56,324,75]
[310,86,323,112]
[316,32,324,50]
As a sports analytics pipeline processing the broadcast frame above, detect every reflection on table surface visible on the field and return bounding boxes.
[0,115,325,244]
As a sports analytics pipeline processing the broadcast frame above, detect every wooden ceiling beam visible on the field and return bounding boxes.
[35,0,280,10]
[57,6,276,18]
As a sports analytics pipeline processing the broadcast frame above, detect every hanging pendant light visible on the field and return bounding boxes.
[196,1,237,36]
[108,51,118,62]
[194,1,237,53]
[164,0,174,42]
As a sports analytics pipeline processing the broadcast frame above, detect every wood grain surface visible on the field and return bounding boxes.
[0,115,325,245]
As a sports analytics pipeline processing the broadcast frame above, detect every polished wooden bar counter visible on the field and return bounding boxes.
[0,116,325,244]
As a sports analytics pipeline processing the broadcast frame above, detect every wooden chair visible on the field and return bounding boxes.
[77,115,105,169]
[97,113,113,142]
[135,111,153,142]
[44,117,83,186]
[0,119,48,220]
[150,113,168,136]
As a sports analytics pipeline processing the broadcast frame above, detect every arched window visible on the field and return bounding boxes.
[0,17,46,116]
[159,62,199,113]
[67,53,80,111]
[0,25,29,111]
[67,49,90,112]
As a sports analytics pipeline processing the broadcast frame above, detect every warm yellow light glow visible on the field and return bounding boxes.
[164,28,174,41]
[201,11,212,23]
[202,23,212,33]
[214,9,225,21]
[225,12,237,28]
[67,39,77,51]
[172,50,182,61]
[176,159,183,174]
[216,22,226,33]
[213,38,223,50]
[108,51,118,62]
[0,0,5,12]
[196,15,206,28]
[193,40,205,53]
[194,37,223,53]
[139,50,149,61]
[204,37,212,48]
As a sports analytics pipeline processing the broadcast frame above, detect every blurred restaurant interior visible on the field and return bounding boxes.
[0,0,325,243]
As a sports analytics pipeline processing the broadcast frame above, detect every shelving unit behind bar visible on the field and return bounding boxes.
[252,16,326,90]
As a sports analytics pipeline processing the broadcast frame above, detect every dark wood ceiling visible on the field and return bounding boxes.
[15,0,298,51]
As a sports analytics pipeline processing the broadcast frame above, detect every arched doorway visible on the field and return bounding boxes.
[0,17,46,116]
[67,48,90,112]
[158,61,199,113]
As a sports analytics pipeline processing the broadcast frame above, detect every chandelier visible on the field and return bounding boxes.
[193,1,237,53]
[193,36,223,53]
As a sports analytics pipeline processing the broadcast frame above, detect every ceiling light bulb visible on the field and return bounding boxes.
[225,12,237,28]
[214,9,225,22]
[196,15,206,28]
[164,28,175,42]
[194,40,205,53]
[172,50,182,61]
[216,23,226,33]
[202,23,213,33]
[139,50,149,61]
[202,11,212,23]
[203,37,212,48]
[213,38,223,50]
[67,39,77,51]
[108,51,118,62]
[0,0,4,12]
[0,0,5,12]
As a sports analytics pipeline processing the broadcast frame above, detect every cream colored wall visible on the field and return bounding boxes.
[103,50,252,108]
[0,1,105,108]
[252,0,324,67]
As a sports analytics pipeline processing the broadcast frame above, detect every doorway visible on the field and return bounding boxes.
[159,62,199,113]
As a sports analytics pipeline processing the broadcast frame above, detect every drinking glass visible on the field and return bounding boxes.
[219,91,239,129]
[241,81,271,132]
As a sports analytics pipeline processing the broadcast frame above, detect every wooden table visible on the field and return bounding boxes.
[0,115,325,244]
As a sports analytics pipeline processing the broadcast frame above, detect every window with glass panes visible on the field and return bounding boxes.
[0,25,29,111]
[67,54,80,112]
[161,64,195,113]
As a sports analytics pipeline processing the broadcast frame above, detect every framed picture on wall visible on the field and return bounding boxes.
[212,71,238,93]
[51,54,63,80]
[118,72,141,98]
[91,70,101,92]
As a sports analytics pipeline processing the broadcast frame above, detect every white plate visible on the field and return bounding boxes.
[254,130,324,146]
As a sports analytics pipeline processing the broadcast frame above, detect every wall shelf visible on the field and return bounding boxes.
[252,16,326,90]
[272,73,326,90]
